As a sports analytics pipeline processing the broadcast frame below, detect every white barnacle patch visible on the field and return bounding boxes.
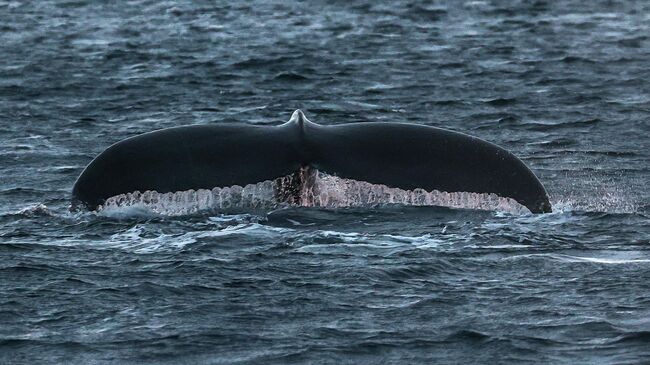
[97,169,529,216]
[98,181,278,216]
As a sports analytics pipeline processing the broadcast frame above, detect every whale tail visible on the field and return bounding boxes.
[72,110,551,213]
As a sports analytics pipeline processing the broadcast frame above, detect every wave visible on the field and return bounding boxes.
[506,253,650,265]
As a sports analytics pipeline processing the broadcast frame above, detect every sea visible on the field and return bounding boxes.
[1,1,649,364]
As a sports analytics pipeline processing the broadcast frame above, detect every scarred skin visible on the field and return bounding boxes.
[72,110,551,213]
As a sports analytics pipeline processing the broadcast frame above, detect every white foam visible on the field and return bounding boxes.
[506,253,650,265]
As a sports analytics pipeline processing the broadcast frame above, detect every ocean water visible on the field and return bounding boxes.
[1,0,649,364]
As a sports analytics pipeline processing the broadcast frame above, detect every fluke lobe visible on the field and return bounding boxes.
[72,110,552,213]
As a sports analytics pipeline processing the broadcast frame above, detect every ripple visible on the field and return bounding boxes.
[1,0,650,363]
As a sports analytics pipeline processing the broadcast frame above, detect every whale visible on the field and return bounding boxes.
[72,110,552,213]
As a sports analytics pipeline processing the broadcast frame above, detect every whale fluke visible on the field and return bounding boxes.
[72,110,551,213]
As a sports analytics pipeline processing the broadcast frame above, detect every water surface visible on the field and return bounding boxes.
[1,0,649,364]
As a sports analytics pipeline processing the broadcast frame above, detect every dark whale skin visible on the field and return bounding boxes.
[72,110,551,213]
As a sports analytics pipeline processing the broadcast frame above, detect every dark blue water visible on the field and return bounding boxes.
[1,1,649,364]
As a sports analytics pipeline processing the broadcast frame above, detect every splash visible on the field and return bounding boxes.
[98,169,530,216]
[548,174,640,214]
[551,194,638,214]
